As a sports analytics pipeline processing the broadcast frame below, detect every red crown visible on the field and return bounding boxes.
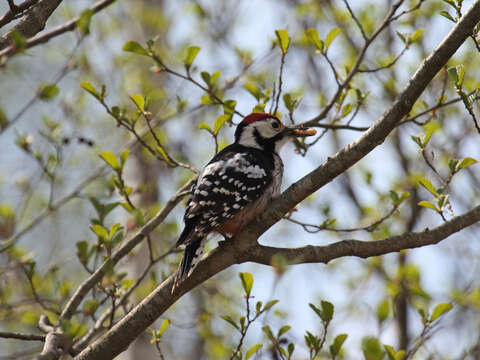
[240,113,278,125]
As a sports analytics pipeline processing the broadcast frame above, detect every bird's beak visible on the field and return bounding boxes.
[284,125,317,137]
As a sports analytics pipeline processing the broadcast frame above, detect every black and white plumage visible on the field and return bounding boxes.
[172,113,316,291]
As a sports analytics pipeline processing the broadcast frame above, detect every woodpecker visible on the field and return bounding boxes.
[172,113,316,291]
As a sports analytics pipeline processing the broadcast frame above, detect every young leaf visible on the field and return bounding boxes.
[447,66,459,84]
[120,149,130,166]
[81,81,100,100]
[77,9,93,35]
[262,299,279,312]
[325,28,341,50]
[130,94,145,112]
[418,201,439,211]
[277,325,291,337]
[224,100,237,115]
[330,334,348,358]
[214,114,229,135]
[439,10,456,23]
[99,151,120,171]
[38,83,59,101]
[305,28,323,52]
[321,300,334,323]
[457,157,477,170]
[418,177,437,195]
[275,29,290,54]
[159,319,170,335]
[184,46,200,71]
[376,299,390,323]
[90,224,108,240]
[411,28,424,42]
[245,344,263,360]
[122,41,149,56]
[198,122,212,132]
[362,336,384,360]
[239,272,254,296]
[431,302,453,321]
[243,83,262,102]
[156,146,171,165]
[221,315,239,330]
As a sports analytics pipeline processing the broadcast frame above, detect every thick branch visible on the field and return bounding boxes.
[256,0,480,237]
[0,0,40,28]
[250,204,480,265]
[0,0,63,50]
[0,0,116,57]
[60,178,195,321]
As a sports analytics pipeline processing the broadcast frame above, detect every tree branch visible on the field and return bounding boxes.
[250,204,480,265]
[0,0,40,28]
[74,2,480,359]
[0,0,116,57]
[0,0,63,50]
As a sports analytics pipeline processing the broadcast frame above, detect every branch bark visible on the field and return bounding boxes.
[0,0,63,50]
[249,204,480,265]
[74,1,480,359]
[0,0,116,56]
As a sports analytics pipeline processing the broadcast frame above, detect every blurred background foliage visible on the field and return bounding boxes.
[0,0,480,359]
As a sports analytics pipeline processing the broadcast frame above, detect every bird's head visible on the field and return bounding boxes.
[234,113,316,153]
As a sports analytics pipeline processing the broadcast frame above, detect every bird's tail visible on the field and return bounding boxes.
[172,236,205,293]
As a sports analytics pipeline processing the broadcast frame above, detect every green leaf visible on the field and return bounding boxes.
[77,9,93,35]
[410,135,423,148]
[275,29,290,54]
[396,31,407,45]
[90,224,108,240]
[198,122,212,132]
[330,334,348,358]
[321,300,334,323]
[38,83,59,101]
[99,151,120,171]
[418,201,439,211]
[214,114,230,135]
[130,94,145,112]
[159,319,170,335]
[76,241,89,263]
[411,29,424,42]
[221,315,239,330]
[201,71,211,87]
[243,83,262,102]
[439,10,456,22]
[277,325,291,337]
[156,146,171,165]
[362,336,384,360]
[120,149,130,166]
[262,325,275,341]
[306,28,324,52]
[184,46,200,71]
[239,272,254,296]
[457,157,477,170]
[418,177,437,195]
[447,66,459,85]
[431,302,453,321]
[122,41,149,56]
[376,299,390,323]
[325,28,341,50]
[9,30,26,51]
[223,100,237,115]
[252,104,266,113]
[83,299,99,315]
[81,81,100,100]
[262,299,279,312]
[245,344,263,360]
[341,103,353,118]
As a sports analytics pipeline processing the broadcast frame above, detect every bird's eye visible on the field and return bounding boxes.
[272,122,280,129]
